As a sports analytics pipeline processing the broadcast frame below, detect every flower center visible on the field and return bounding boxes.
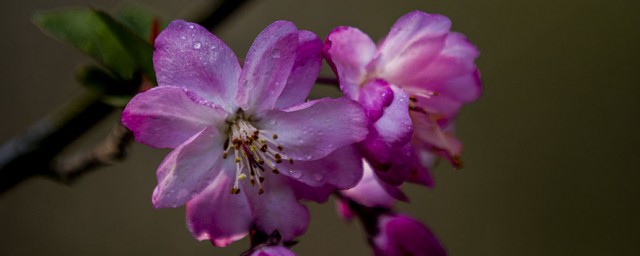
[223,116,293,195]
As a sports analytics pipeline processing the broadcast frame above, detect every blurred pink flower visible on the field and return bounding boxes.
[324,10,481,200]
[249,245,296,256]
[122,20,368,246]
[373,214,446,256]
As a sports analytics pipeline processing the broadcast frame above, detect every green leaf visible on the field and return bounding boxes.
[93,10,155,81]
[75,65,139,107]
[33,8,155,82]
[116,4,167,41]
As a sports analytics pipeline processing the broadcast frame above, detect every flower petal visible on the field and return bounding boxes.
[335,198,355,221]
[279,145,363,190]
[373,143,413,186]
[275,30,323,109]
[250,246,296,256]
[399,34,481,123]
[411,112,463,168]
[341,160,403,208]
[153,20,241,111]
[323,26,377,98]
[374,214,446,256]
[185,164,253,247]
[407,69,482,123]
[152,126,225,208]
[257,98,368,161]
[290,181,335,203]
[358,79,394,122]
[360,86,413,167]
[373,86,414,147]
[237,21,298,114]
[407,149,436,187]
[403,32,480,93]
[122,86,227,149]
[377,11,451,85]
[247,176,309,241]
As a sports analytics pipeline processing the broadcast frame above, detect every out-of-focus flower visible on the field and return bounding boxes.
[324,10,481,190]
[122,20,368,246]
[340,159,408,209]
[373,214,446,256]
[248,245,296,256]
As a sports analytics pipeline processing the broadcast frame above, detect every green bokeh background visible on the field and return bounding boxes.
[1,0,639,255]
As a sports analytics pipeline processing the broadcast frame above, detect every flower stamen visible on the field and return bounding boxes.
[225,118,293,195]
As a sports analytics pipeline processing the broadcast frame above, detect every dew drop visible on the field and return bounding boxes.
[193,42,202,49]
[181,36,186,40]
[312,173,323,182]
[272,51,281,59]
[288,170,302,179]
[188,24,194,29]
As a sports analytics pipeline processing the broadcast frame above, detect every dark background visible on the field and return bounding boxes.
[1,0,639,255]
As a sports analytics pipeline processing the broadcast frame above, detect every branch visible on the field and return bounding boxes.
[0,94,113,193]
[49,124,133,184]
[197,0,254,31]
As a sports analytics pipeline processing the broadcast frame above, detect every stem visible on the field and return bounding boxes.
[315,76,340,86]
[335,193,391,244]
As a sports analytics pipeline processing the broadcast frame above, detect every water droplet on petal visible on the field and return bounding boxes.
[188,24,194,29]
[193,42,202,49]
[312,173,323,182]
[272,51,281,59]
[181,36,186,40]
[288,170,302,179]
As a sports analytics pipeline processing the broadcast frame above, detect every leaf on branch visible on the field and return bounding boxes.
[75,65,139,107]
[116,4,167,42]
[32,8,155,82]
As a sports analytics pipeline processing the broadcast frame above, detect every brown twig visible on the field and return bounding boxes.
[49,124,133,184]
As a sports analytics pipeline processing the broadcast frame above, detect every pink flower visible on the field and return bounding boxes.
[373,214,446,256]
[324,10,481,189]
[340,159,408,209]
[248,246,296,256]
[122,20,368,246]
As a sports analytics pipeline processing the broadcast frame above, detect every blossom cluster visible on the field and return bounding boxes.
[122,10,481,255]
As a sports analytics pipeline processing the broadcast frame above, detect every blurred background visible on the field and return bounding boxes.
[1,0,639,255]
